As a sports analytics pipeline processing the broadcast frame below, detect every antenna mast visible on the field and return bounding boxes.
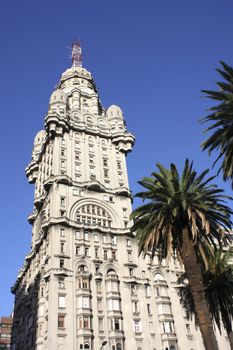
[71,40,82,68]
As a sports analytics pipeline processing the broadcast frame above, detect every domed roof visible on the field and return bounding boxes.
[49,88,66,105]
[106,105,123,118]
[33,130,46,146]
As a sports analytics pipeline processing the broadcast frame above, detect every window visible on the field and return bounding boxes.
[58,315,65,329]
[58,277,65,289]
[107,299,120,311]
[94,234,99,242]
[58,296,65,308]
[102,148,107,155]
[76,246,81,255]
[126,239,131,247]
[75,142,80,149]
[60,197,65,207]
[133,301,139,313]
[60,259,65,268]
[61,149,65,157]
[78,277,89,289]
[103,249,108,260]
[89,145,94,152]
[130,284,136,295]
[60,242,64,254]
[78,296,90,308]
[186,323,192,335]
[117,161,121,170]
[161,321,175,334]
[98,318,104,331]
[61,138,65,145]
[147,304,151,315]
[84,231,89,240]
[75,163,80,171]
[103,235,107,243]
[60,229,65,237]
[83,317,89,329]
[128,252,132,262]
[145,285,151,297]
[61,160,65,168]
[112,250,116,260]
[129,268,134,276]
[112,236,117,245]
[133,320,142,333]
[84,247,89,257]
[103,159,108,167]
[95,248,99,258]
[157,303,172,315]
[111,318,121,331]
[75,230,81,240]
[104,170,109,178]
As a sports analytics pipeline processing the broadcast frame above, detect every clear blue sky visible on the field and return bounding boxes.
[1,0,233,316]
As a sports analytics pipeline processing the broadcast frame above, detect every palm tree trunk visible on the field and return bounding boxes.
[227,331,233,349]
[180,227,219,350]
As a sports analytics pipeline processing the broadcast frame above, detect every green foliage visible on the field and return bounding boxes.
[179,247,233,334]
[201,61,233,186]
[131,159,232,262]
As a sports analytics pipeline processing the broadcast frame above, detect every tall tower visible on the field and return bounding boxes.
[11,46,227,350]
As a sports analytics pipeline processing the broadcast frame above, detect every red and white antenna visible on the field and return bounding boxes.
[71,40,82,68]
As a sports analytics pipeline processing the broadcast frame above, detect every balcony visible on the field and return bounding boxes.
[161,333,177,341]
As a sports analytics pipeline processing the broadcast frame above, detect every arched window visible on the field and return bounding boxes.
[76,204,112,228]
[78,265,88,273]
[116,343,121,350]
[84,342,90,349]
[107,269,116,275]
[80,345,83,350]
[154,273,165,282]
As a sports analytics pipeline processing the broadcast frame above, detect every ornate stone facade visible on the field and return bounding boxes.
[11,61,230,350]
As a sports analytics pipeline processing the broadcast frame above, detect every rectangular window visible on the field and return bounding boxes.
[133,320,142,333]
[75,230,81,240]
[117,161,121,170]
[58,296,65,308]
[83,317,89,329]
[85,247,89,257]
[112,236,117,245]
[186,324,192,335]
[126,239,131,247]
[147,304,151,315]
[60,242,64,254]
[58,277,65,289]
[84,231,89,240]
[76,246,81,255]
[103,249,108,260]
[102,235,107,243]
[75,163,80,171]
[95,248,99,258]
[104,170,109,178]
[97,298,103,310]
[58,315,65,329]
[102,148,107,155]
[61,160,65,168]
[61,138,65,145]
[133,301,139,313]
[128,252,132,262]
[112,250,116,260]
[60,228,65,237]
[61,149,65,157]
[98,318,104,331]
[60,259,65,268]
[94,234,99,242]
[103,159,108,167]
[75,142,80,149]
[145,285,151,297]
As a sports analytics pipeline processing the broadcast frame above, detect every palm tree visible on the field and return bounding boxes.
[131,159,232,350]
[201,61,233,187]
[179,248,233,349]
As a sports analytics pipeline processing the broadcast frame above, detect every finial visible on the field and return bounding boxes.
[71,40,82,68]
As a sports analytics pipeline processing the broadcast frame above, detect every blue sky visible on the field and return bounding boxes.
[1,0,233,316]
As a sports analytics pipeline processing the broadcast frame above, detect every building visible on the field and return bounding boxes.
[0,316,12,349]
[11,43,230,350]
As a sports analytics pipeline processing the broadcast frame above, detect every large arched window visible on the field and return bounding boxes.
[76,204,112,227]
[84,342,90,349]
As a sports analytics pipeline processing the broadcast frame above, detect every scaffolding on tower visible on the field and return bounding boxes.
[71,40,82,68]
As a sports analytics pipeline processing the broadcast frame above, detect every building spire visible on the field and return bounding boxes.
[71,40,82,68]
